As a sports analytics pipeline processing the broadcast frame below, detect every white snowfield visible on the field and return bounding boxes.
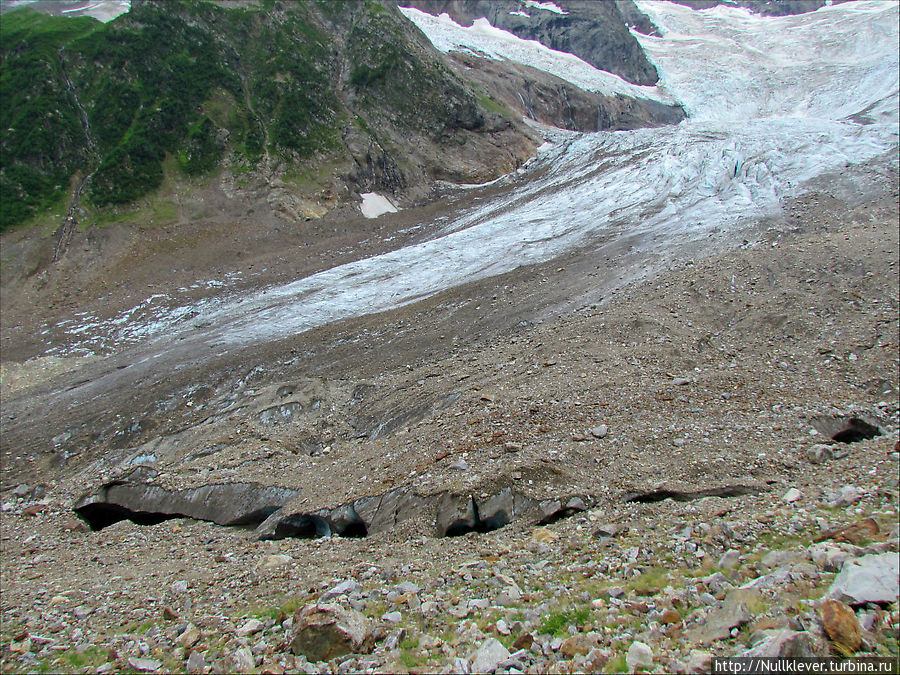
[50,1,899,356]
[398,6,676,104]
[359,193,399,219]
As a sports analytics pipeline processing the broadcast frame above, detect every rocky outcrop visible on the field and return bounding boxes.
[256,485,591,540]
[446,51,684,132]
[73,467,300,530]
[402,0,661,85]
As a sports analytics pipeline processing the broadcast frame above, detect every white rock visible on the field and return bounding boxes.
[626,641,653,671]
[322,579,362,601]
[470,638,510,673]
[232,646,255,673]
[127,657,162,672]
[237,618,264,637]
[718,549,740,570]
[255,553,292,571]
[382,611,402,623]
[829,552,900,605]
[590,425,609,439]
[782,488,803,503]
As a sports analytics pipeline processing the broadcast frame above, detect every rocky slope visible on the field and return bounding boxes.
[0,175,897,673]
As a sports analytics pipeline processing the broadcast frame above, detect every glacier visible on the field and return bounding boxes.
[48,0,899,355]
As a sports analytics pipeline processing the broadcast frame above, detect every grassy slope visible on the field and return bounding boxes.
[0,0,496,232]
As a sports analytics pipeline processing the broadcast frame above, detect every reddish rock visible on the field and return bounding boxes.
[820,599,861,654]
[816,518,879,546]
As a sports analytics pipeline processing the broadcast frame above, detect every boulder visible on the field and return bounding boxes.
[829,552,899,605]
[469,638,510,673]
[742,630,823,657]
[289,604,373,662]
[625,641,653,671]
[820,599,861,654]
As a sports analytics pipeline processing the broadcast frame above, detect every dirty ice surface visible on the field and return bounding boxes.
[49,1,899,356]
[360,193,400,219]
[398,6,675,104]
[0,0,130,22]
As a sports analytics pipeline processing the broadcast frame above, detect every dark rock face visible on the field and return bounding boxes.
[73,468,300,530]
[257,485,590,540]
[446,51,684,133]
[402,0,661,85]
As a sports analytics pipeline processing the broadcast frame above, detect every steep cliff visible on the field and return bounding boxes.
[400,0,661,85]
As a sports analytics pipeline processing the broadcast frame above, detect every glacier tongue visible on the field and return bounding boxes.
[52,1,899,354]
[634,0,899,123]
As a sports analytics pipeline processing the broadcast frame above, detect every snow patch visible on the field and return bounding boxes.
[523,0,567,15]
[360,193,399,219]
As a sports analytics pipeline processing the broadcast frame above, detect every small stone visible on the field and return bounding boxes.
[571,432,587,442]
[503,442,522,452]
[321,580,361,601]
[170,580,188,594]
[162,606,178,621]
[127,657,162,672]
[820,599,861,654]
[495,619,510,636]
[718,549,740,570]
[180,623,201,648]
[256,554,292,572]
[470,638,510,673]
[12,484,30,498]
[805,444,835,464]
[625,641,653,671]
[686,650,711,674]
[237,618,265,637]
[21,504,47,516]
[672,377,691,386]
[232,646,255,673]
[512,633,533,651]
[828,485,862,507]
[782,488,803,503]
[382,611,402,623]
[673,437,685,447]
[590,425,608,439]
[186,650,207,673]
[531,527,558,543]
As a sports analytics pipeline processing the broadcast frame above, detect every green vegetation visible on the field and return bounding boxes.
[0,0,511,232]
[539,606,591,636]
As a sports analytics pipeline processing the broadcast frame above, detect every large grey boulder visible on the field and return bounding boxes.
[829,552,899,605]
[742,630,824,657]
[289,604,374,662]
[469,638,510,674]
